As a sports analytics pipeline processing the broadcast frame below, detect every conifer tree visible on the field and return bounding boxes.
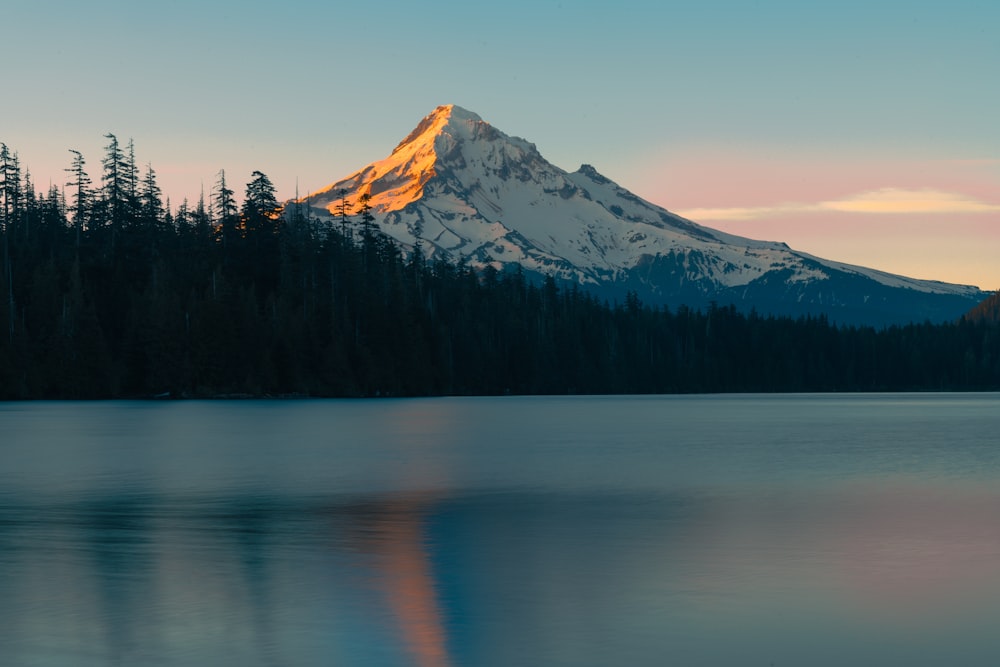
[241,170,283,292]
[192,188,213,247]
[241,170,281,238]
[358,192,374,243]
[212,169,238,253]
[1,144,23,227]
[99,133,130,253]
[65,149,92,249]
[0,144,16,343]
[139,162,163,221]
[335,188,352,239]
[125,138,139,212]
[138,162,166,280]
[357,192,375,272]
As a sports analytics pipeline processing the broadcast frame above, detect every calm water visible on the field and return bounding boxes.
[2,394,1000,666]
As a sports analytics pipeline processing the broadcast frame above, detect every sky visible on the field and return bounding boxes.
[4,0,998,289]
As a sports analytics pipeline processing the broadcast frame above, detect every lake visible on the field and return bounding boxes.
[2,394,1000,666]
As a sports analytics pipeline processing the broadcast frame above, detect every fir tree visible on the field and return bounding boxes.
[65,149,92,249]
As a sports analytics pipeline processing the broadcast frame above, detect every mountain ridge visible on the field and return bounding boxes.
[298,104,986,325]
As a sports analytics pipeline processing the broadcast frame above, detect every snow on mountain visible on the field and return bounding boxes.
[298,104,985,324]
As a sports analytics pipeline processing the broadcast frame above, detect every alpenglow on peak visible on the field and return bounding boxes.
[390,104,485,154]
[305,104,533,217]
[294,105,986,326]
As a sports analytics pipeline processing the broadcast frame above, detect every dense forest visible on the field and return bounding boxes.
[1,137,998,399]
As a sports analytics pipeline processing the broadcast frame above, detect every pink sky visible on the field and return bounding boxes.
[620,148,1000,291]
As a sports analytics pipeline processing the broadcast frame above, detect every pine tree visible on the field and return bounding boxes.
[65,149,92,249]
[98,132,133,254]
[1,144,23,228]
[358,192,374,243]
[357,191,375,272]
[212,169,238,253]
[0,143,17,343]
[0,143,12,228]
[335,188,352,239]
[139,162,163,223]
[137,162,167,288]
[241,170,283,293]
[125,138,139,216]
[194,187,212,244]
[241,170,281,238]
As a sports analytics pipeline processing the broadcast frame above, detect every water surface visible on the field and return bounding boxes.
[2,394,1000,665]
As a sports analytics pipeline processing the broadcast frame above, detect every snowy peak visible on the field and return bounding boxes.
[304,104,544,219]
[297,105,986,325]
[390,104,484,156]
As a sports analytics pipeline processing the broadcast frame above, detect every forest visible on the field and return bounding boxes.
[1,137,998,399]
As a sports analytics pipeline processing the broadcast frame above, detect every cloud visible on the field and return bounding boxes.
[820,188,1000,214]
[677,188,1000,221]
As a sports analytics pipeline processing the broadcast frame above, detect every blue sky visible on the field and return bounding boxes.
[5,0,998,288]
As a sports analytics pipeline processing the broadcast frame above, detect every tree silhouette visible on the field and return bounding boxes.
[65,149,92,249]
[334,187,352,239]
[212,169,238,254]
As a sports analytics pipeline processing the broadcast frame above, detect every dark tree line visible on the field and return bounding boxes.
[1,137,999,399]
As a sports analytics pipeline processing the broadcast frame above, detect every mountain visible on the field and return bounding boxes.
[298,104,986,326]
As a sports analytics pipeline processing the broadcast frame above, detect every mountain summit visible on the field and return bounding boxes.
[299,105,985,325]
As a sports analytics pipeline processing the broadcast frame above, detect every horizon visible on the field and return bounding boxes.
[4,0,998,290]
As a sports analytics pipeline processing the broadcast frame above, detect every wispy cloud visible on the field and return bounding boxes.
[821,188,1000,214]
[677,188,1000,221]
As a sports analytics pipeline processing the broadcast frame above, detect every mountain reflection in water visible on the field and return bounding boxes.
[5,484,1000,666]
[3,395,1000,666]
[345,495,452,667]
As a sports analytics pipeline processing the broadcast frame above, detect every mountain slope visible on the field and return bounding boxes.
[299,105,986,325]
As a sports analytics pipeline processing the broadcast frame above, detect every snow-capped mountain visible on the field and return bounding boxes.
[298,104,986,325]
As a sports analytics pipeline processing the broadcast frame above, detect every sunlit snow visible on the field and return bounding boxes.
[298,105,981,299]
